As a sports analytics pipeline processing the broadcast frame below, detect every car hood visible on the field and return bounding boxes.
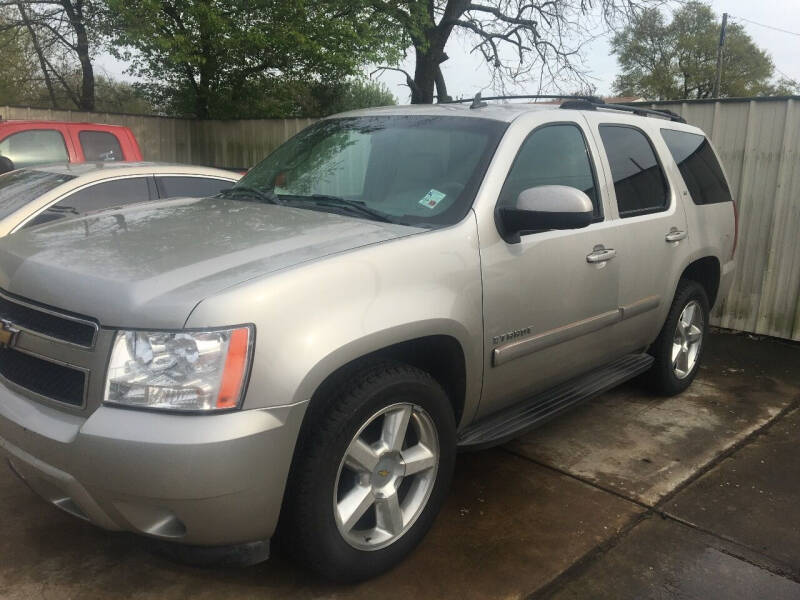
[0,196,422,328]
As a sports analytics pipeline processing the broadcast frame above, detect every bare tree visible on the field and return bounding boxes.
[371,0,662,103]
[1,0,97,110]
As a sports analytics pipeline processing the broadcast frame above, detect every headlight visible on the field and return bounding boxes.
[104,326,252,412]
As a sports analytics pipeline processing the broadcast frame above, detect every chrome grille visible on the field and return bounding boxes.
[0,290,111,412]
[0,347,85,406]
[0,290,98,348]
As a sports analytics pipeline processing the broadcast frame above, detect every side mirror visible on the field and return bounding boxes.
[0,156,14,175]
[497,185,593,243]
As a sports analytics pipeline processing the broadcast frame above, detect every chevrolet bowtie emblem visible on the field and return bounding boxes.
[377,469,390,478]
[0,319,19,349]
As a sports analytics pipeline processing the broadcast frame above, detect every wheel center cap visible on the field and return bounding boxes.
[371,452,404,494]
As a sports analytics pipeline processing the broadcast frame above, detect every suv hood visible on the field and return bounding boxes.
[0,197,421,328]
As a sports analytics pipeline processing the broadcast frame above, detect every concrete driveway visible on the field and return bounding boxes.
[1,331,799,599]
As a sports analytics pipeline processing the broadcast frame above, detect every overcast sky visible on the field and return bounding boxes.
[95,0,800,103]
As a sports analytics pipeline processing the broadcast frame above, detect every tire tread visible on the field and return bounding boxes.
[279,359,452,581]
[645,279,709,396]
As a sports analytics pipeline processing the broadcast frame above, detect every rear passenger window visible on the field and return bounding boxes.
[0,130,68,168]
[499,124,601,217]
[599,125,668,217]
[155,176,231,199]
[661,129,732,205]
[79,131,123,162]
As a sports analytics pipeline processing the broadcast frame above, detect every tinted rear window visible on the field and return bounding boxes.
[0,170,74,219]
[79,131,123,162]
[156,176,232,199]
[598,125,669,217]
[661,129,732,205]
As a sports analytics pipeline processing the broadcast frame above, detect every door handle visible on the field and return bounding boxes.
[665,229,688,243]
[586,247,617,263]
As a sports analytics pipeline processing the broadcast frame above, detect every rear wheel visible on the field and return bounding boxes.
[646,280,709,395]
[281,361,456,582]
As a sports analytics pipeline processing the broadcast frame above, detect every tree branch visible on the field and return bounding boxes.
[371,65,422,99]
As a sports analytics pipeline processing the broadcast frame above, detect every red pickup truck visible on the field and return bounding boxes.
[0,120,143,174]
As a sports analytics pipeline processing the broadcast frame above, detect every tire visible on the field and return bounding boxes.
[279,360,456,582]
[645,279,710,396]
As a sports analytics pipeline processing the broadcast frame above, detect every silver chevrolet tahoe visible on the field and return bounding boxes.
[0,98,736,581]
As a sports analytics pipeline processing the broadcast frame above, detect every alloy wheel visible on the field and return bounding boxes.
[672,300,704,379]
[333,403,439,551]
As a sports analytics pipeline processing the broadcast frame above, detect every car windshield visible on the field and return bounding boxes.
[235,115,507,228]
[0,169,74,219]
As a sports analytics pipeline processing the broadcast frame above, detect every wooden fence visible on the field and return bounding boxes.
[1,106,314,169]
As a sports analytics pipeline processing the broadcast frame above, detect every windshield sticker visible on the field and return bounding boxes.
[419,189,446,209]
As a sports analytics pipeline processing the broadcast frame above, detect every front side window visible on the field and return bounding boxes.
[25,177,152,229]
[498,123,601,217]
[599,125,668,217]
[0,130,69,169]
[79,130,123,162]
[156,176,232,199]
[0,170,74,220]
[661,129,732,205]
[235,116,507,228]
[59,177,151,213]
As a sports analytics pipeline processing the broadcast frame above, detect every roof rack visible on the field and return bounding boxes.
[450,92,686,123]
[448,92,604,108]
[561,99,686,123]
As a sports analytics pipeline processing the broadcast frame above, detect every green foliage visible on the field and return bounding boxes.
[770,78,800,96]
[138,77,395,119]
[612,2,783,100]
[297,79,397,117]
[0,43,157,115]
[0,9,40,106]
[104,0,405,118]
[91,77,157,114]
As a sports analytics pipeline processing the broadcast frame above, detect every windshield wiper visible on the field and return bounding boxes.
[45,205,79,214]
[284,194,393,223]
[218,185,280,205]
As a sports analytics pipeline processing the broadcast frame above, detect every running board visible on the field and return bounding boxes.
[457,353,654,450]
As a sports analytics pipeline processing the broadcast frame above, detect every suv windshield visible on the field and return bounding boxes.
[0,169,74,219]
[235,115,507,228]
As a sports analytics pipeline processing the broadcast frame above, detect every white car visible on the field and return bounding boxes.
[0,162,240,236]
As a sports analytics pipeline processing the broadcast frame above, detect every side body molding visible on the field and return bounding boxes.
[492,295,660,367]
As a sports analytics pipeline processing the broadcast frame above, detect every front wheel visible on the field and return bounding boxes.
[645,279,709,396]
[281,361,456,582]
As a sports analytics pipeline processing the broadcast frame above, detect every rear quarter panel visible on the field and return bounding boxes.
[658,129,737,309]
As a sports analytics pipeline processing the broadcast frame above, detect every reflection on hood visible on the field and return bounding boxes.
[0,196,422,328]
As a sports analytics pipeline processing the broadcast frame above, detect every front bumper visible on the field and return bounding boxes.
[0,380,308,546]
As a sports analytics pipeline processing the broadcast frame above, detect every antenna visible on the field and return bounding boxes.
[470,92,488,109]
